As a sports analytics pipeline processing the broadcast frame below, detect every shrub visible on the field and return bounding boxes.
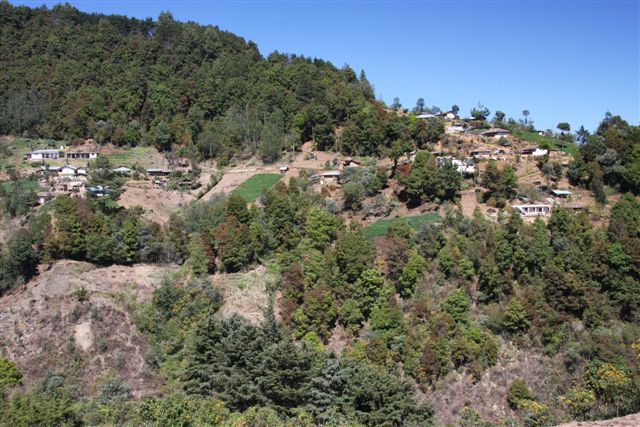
[507,379,533,409]
[0,357,22,391]
[74,286,89,303]
[560,386,595,419]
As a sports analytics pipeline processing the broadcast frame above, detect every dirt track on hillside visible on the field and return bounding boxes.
[555,413,640,427]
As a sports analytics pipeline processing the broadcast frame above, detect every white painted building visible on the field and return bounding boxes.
[59,165,78,175]
[513,204,552,216]
[29,149,62,160]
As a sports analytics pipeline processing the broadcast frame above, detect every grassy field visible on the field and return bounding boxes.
[104,146,164,168]
[512,129,578,155]
[0,138,58,170]
[231,173,282,201]
[362,213,440,238]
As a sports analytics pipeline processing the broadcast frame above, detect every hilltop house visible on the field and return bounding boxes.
[513,204,552,217]
[65,148,99,159]
[471,149,492,158]
[29,149,63,160]
[480,128,511,139]
[147,168,171,177]
[59,165,78,175]
[343,158,361,168]
[416,113,437,119]
[446,125,465,134]
[113,166,132,175]
[531,148,549,157]
[311,170,342,184]
[516,147,538,156]
[551,189,572,198]
[36,192,53,205]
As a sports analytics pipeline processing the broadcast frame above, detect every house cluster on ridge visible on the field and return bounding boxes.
[28,145,100,161]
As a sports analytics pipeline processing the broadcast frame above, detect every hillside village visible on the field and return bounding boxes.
[3,113,599,230]
[0,3,639,427]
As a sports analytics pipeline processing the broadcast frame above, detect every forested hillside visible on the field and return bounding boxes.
[0,2,420,162]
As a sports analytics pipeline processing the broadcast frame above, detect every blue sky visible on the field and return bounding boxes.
[10,0,640,131]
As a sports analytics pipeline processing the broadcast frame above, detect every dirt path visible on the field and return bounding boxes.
[555,413,640,427]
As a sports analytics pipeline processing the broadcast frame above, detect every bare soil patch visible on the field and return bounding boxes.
[428,341,566,426]
[0,260,173,397]
[211,265,276,325]
[119,182,195,223]
[555,413,640,427]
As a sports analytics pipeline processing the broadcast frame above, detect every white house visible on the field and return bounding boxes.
[471,149,492,158]
[311,170,342,184]
[480,128,511,139]
[29,149,62,160]
[513,204,552,217]
[416,113,437,119]
[446,125,465,134]
[36,192,52,205]
[113,166,132,175]
[551,189,572,198]
[59,165,78,175]
[147,168,171,177]
[65,147,99,159]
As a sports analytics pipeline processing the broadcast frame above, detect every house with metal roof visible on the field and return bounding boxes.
[513,204,552,217]
[551,189,572,198]
[480,128,511,138]
[29,149,63,160]
[113,166,132,174]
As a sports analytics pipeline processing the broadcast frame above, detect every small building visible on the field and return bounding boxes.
[444,112,457,121]
[47,165,62,173]
[416,113,437,119]
[513,204,552,217]
[551,189,572,198]
[59,165,78,175]
[29,149,62,160]
[471,149,492,158]
[67,181,85,191]
[446,125,465,134]
[147,168,171,177]
[343,158,361,168]
[480,128,511,139]
[565,201,586,211]
[86,185,105,195]
[113,166,132,175]
[36,192,53,205]
[65,147,99,159]
[531,148,549,157]
[278,165,289,174]
[311,170,342,184]
[438,157,475,176]
[518,147,538,155]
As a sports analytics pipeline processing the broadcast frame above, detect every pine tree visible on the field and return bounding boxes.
[182,315,266,410]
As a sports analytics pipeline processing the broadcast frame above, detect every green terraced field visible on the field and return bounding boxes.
[362,213,440,238]
[231,173,282,201]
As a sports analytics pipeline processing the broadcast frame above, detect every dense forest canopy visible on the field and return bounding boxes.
[0,2,390,159]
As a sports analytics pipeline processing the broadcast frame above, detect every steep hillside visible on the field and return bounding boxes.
[0,260,170,395]
[0,259,274,397]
